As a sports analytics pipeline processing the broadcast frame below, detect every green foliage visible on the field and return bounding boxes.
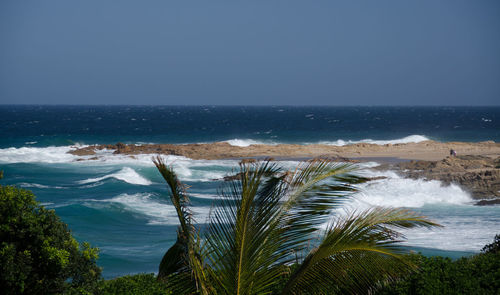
[376,237,500,295]
[154,159,440,294]
[101,273,172,295]
[0,186,102,294]
[481,234,500,254]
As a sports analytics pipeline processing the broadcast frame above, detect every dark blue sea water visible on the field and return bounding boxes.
[1,105,499,148]
[0,106,499,278]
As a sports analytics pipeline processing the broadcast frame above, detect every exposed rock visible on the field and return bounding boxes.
[239,158,257,164]
[476,199,500,206]
[68,141,500,161]
[308,156,360,163]
[367,176,387,181]
[219,172,244,182]
[394,155,500,202]
[70,148,97,156]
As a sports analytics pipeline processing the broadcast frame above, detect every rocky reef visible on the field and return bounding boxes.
[392,155,500,205]
[68,142,500,205]
[69,140,500,161]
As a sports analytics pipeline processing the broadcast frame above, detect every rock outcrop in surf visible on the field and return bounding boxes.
[393,155,500,205]
[68,142,500,205]
[68,140,500,161]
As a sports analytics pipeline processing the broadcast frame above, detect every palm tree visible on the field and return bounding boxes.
[153,157,439,294]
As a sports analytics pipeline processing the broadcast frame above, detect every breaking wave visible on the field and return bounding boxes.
[0,146,78,163]
[224,139,276,147]
[353,170,473,208]
[86,193,211,225]
[77,167,152,186]
[318,135,430,146]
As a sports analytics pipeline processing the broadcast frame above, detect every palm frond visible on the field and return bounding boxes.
[282,207,440,294]
[153,156,193,235]
[204,160,287,294]
[153,156,197,282]
[153,158,441,295]
[278,160,369,256]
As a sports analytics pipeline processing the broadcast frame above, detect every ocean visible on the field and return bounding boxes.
[0,105,499,278]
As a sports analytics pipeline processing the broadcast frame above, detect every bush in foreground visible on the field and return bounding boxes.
[101,273,171,295]
[0,186,102,294]
[376,235,500,295]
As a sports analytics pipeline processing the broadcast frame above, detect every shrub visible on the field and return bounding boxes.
[481,234,500,254]
[0,186,102,294]
[101,273,171,295]
[376,235,500,295]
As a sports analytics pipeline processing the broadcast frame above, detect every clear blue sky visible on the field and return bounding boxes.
[1,0,499,105]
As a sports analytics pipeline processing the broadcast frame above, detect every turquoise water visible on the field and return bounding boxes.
[0,106,498,278]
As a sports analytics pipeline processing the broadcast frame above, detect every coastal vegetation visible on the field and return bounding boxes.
[377,235,500,294]
[153,157,439,294]
[98,241,500,295]
[0,186,101,294]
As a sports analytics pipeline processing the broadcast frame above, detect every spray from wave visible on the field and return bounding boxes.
[352,170,473,208]
[331,168,498,252]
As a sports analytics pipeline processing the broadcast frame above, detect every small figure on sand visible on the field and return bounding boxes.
[450,149,457,157]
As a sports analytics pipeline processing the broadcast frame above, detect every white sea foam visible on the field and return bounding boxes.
[90,193,211,225]
[18,182,66,189]
[351,170,473,208]
[190,193,218,199]
[401,209,500,252]
[328,168,499,252]
[318,135,430,146]
[224,139,276,147]
[0,146,78,163]
[77,167,152,185]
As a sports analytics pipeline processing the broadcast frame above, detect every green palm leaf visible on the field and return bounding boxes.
[153,156,195,281]
[204,161,286,294]
[200,160,368,294]
[282,207,441,294]
[153,158,440,294]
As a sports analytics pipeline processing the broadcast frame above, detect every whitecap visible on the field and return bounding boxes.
[190,193,218,199]
[77,167,152,186]
[318,135,430,146]
[18,182,66,189]
[0,146,78,163]
[224,139,267,147]
[326,168,499,252]
[86,193,211,225]
[350,170,473,208]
